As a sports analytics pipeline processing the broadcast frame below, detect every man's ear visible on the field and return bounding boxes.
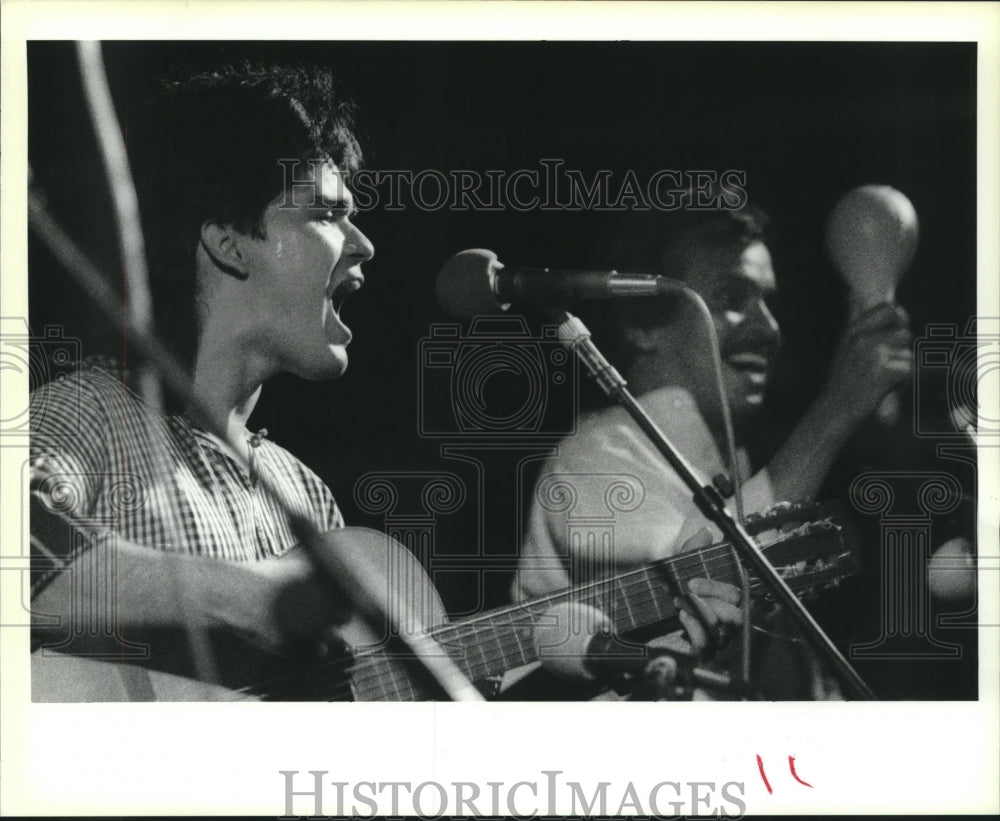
[199,221,250,281]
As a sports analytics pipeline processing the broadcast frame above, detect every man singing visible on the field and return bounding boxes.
[29,63,375,699]
[29,62,745,701]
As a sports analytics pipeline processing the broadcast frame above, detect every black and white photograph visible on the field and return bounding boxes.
[2,1,997,816]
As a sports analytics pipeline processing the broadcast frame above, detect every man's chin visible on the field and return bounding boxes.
[713,387,767,432]
[297,347,349,381]
[324,347,349,379]
[732,392,766,419]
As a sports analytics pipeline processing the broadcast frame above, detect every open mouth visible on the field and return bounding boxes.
[330,276,364,314]
[724,351,772,388]
[725,351,771,373]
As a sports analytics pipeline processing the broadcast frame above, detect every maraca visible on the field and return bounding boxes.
[825,185,919,424]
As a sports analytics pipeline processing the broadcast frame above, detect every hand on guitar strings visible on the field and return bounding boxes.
[673,528,744,658]
[251,552,354,658]
[631,529,744,701]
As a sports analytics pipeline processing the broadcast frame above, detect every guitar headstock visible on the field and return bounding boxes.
[749,500,862,600]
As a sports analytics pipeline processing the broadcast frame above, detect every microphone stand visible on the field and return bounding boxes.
[554,311,876,700]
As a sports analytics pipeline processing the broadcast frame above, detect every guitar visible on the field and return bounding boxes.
[29,501,859,701]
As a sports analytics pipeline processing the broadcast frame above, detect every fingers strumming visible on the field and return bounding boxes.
[677,607,710,653]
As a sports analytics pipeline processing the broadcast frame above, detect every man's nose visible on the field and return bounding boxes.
[347,222,375,263]
[745,298,781,344]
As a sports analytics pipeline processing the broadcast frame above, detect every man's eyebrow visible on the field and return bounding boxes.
[317,194,357,215]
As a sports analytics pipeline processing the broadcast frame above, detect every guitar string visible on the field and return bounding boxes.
[235,546,744,700]
[316,541,744,694]
[260,574,835,700]
[386,553,745,687]
[344,527,844,701]
[233,527,841,700]
[235,527,842,700]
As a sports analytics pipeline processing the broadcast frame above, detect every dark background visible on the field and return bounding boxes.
[27,40,979,699]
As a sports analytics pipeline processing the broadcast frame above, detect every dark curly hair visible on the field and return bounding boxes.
[129,62,362,376]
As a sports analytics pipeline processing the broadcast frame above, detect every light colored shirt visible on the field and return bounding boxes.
[514,385,774,601]
[514,385,841,700]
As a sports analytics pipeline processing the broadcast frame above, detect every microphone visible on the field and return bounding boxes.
[533,602,735,694]
[437,248,678,320]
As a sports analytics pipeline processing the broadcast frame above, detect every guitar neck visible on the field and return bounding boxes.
[431,540,744,686]
[349,518,851,701]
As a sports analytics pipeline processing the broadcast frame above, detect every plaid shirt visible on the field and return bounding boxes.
[29,359,343,595]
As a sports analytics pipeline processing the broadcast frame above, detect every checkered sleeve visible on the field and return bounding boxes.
[28,369,114,595]
[29,370,112,513]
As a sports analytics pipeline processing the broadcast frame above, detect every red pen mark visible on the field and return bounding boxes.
[788,755,813,788]
[756,754,773,794]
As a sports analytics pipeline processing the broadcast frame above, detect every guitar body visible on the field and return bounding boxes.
[30,652,257,702]
[30,504,859,702]
[30,528,449,702]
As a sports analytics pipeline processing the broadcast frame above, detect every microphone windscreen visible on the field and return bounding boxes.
[436,248,506,320]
